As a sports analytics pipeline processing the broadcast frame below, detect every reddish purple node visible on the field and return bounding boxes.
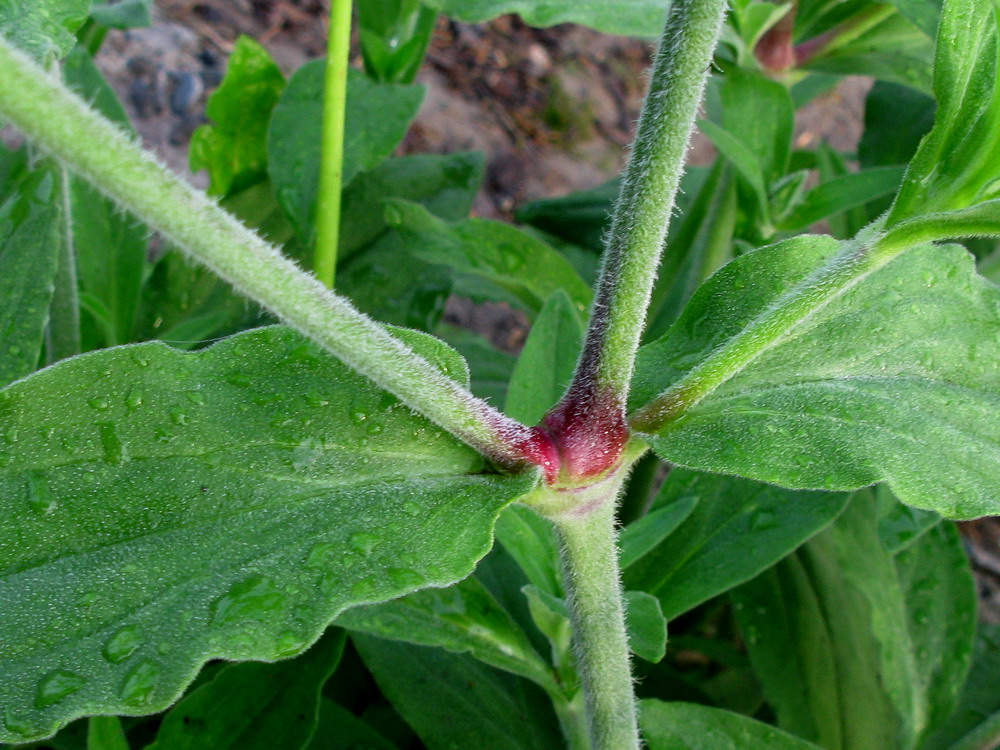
[538,390,630,482]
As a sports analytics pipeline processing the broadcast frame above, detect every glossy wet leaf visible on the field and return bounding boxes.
[624,469,848,621]
[422,0,669,36]
[62,47,147,349]
[354,635,564,750]
[633,239,1000,519]
[0,326,534,744]
[190,36,285,197]
[733,491,976,749]
[268,63,424,244]
[0,160,60,388]
[0,0,89,62]
[385,199,591,316]
[336,575,554,689]
[641,700,824,749]
[147,629,344,750]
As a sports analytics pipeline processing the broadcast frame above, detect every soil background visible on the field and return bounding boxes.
[91,0,1000,624]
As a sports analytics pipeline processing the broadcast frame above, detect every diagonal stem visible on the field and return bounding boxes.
[0,34,542,471]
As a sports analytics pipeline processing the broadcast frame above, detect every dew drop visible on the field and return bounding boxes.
[402,501,422,516]
[352,411,368,424]
[125,388,144,411]
[388,568,425,588]
[304,542,338,569]
[103,625,143,664]
[185,391,206,406]
[169,408,189,426]
[351,578,379,598]
[132,353,150,368]
[8,344,21,356]
[226,373,253,388]
[211,574,285,625]
[88,396,111,411]
[77,591,100,608]
[349,532,381,556]
[366,422,384,435]
[119,660,160,706]
[274,630,304,657]
[26,473,56,515]
[3,711,40,739]
[99,423,126,466]
[35,669,86,708]
[4,426,18,444]
[749,508,778,531]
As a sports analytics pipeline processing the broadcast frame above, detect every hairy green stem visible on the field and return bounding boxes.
[553,490,637,750]
[46,166,80,363]
[315,0,352,287]
[565,0,728,406]
[0,34,538,467]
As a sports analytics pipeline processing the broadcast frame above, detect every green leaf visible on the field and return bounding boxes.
[633,238,1000,519]
[624,469,848,621]
[336,575,554,689]
[875,485,940,554]
[86,716,128,750]
[88,0,152,30]
[776,165,906,232]
[920,626,1000,750]
[268,63,424,244]
[190,36,285,197]
[422,0,669,37]
[492,504,561,598]
[504,290,583,425]
[0,159,60,388]
[640,700,824,749]
[618,496,698,570]
[859,82,936,170]
[385,199,591,316]
[887,0,1000,224]
[0,0,89,62]
[62,47,146,349]
[697,120,770,223]
[147,629,345,750]
[353,635,564,750]
[887,0,943,37]
[435,326,515,405]
[358,0,436,83]
[306,699,399,750]
[516,179,619,254]
[802,13,935,94]
[0,326,534,744]
[340,151,485,261]
[733,491,976,749]
[720,68,793,183]
[624,591,667,664]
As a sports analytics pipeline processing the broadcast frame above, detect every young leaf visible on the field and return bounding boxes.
[504,290,584,425]
[268,63,424,244]
[62,48,147,348]
[0,160,60,388]
[639,700,824,749]
[632,239,1000,519]
[733,491,976,749]
[0,326,534,744]
[421,0,670,37]
[624,469,848,621]
[384,199,592,315]
[0,0,89,62]
[336,575,555,689]
[189,36,285,197]
[146,629,345,750]
[353,635,565,750]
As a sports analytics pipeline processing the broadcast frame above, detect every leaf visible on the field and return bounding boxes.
[919,626,1000,750]
[697,120,770,223]
[62,47,147,348]
[887,0,1000,224]
[435,326,515,405]
[0,0,90,62]
[306,699,399,750]
[720,68,793,184]
[86,717,128,750]
[776,166,906,232]
[515,179,619,254]
[640,700,824,749]
[504,290,583,425]
[385,199,592,315]
[190,36,285,197]
[0,159,60,388]
[802,13,935,94]
[618,496,698,570]
[422,0,669,37]
[336,575,555,689]
[859,82,936,170]
[733,491,977,749]
[146,629,345,750]
[268,63,424,244]
[353,635,564,750]
[624,469,848,621]
[624,591,667,664]
[875,485,940,554]
[492,504,561,598]
[358,0,436,83]
[632,238,1000,519]
[341,152,484,259]
[0,326,535,743]
[88,0,152,29]
[887,0,943,37]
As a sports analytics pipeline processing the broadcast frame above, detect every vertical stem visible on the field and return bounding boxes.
[554,497,637,750]
[315,0,353,288]
[566,0,729,405]
[46,166,80,363]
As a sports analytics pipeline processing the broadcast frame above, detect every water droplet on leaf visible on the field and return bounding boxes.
[35,670,86,708]
[119,660,160,706]
[211,574,285,625]
[349,532,381,556]
[103,625,143,664]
